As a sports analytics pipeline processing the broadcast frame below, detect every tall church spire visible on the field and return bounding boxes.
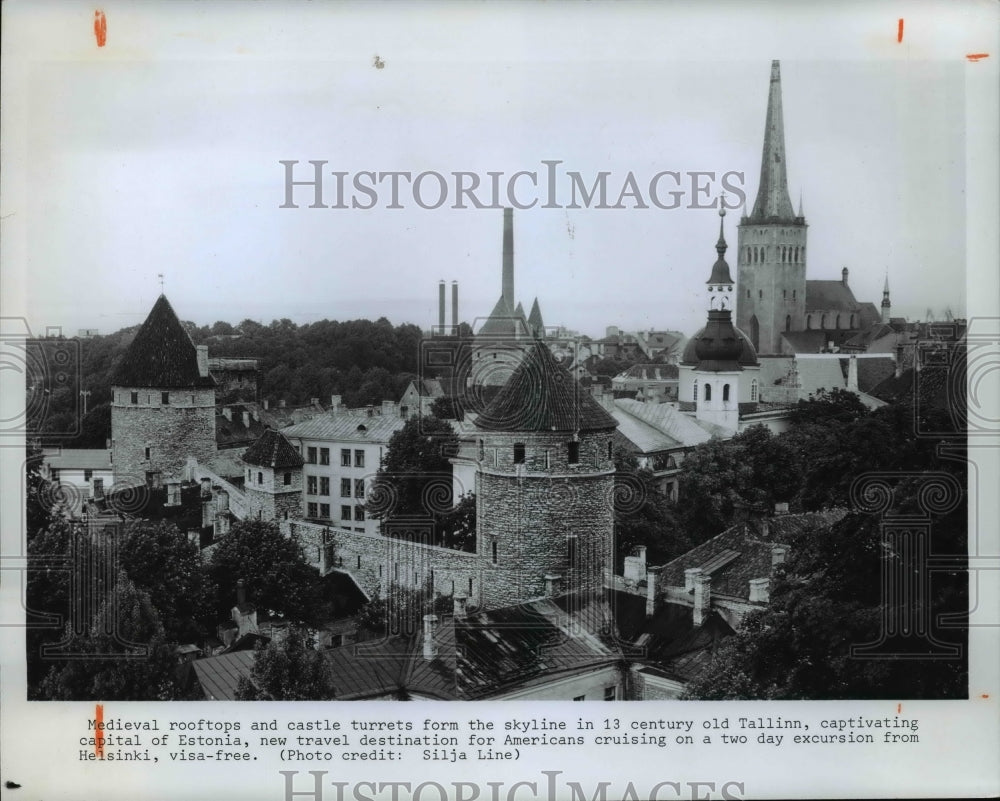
[750,60,796,222]
[881,272,892,323]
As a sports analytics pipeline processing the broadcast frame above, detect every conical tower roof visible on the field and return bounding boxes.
[112,295,215,388]
[527,297,545,336]
[474,341,616,433]
[243,429,304,469]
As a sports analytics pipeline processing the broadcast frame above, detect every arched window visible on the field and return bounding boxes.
[749,315,760,351]
[722,384,730,402]
[750,379,758,402]
[836,314,841,329]
[704,383,712,401]
[693,379,698,401]
[821,314,827,329]
[806,314,812,329]
[850,314,856,328]
[607,441,613,460]
[785,315,792,331]
[257,471,263,484]
[513,442,525,464]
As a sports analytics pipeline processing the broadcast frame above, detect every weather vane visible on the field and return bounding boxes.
[157,273,164,293]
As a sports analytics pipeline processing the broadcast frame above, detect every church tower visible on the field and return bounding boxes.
[680,209,760,432]
[737,60,808,355]
[881,274,892,323]
[111,295,217,485]
[242,429,304,521]
[473,341,617,609]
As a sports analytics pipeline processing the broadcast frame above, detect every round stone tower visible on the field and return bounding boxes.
[242,428,304,521]
[473,340,618,610]
[110,295,217,485]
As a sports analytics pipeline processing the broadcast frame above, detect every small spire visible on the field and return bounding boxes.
[883,270,890,294]
[798,191,804,217]
[157,273,165,294]
[716,204,728,255]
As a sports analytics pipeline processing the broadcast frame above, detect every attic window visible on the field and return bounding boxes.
[357,424,367,433]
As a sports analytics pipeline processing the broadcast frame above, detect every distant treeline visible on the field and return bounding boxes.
[30,317,428,448]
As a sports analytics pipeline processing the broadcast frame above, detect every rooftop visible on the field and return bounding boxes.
[282,412,406,443]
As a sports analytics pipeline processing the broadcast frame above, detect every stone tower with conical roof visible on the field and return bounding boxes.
[680,210,761,433]
[242,429,304,521]
[111,295,217,484]
[736,60,808,355]
[473,341,617,609]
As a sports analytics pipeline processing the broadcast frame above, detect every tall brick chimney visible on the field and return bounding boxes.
[451,280,459,334]
[438,280,446,334]
[502,208,514,309]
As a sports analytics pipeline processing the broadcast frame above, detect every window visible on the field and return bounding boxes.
[750,379,758,402]
[758,290,763,299]
[340,478,351,497]
[513,443,525,464]
[568,441,580,464]
[307,502,318,518]
[492,541,498,564]
[161,391,169,405]
[320,447,330,465]
[722,384,730,402]
[567,535,577,563]
[341,505,352,521]
[130,391,138,405]
[341,449,351,467]
[604,686,616,701]
[307,476,318,494]
[354,479,365,498]
[704,384,712,401]
[746,289,750,298]
[50,468,60,482]
[354,506,365,521]
[283,472,292,486]
[320,477,330,496]
[783,289,787,299]
[258,471,263,485]
[319,503,330,519]
[357,555,362,569]
[785,315,791,331]
[477,440,485,461]
[607,441,613,460]
[793,290,797,300]
[693,379,698,401]
[307,447,317,464]
[354,450,365,468]
[544,450,551,469]
[144,446,151,460]
[83,469,93,482]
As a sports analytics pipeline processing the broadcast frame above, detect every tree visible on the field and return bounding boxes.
[25,442,55,540]
[675,426,800,543]
[684,500,967,700]
[435,492,477,552]
[117,519,209,642]
[208,520,323,625]
[39,572,181,701]
[235,628,337,700]
[789,387,870,426]
[368,416,459,524]
[612,449,689,570]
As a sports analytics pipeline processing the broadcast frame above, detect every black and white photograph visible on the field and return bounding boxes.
[2,2,998,799]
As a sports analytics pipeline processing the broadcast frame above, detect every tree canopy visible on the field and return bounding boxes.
[235,628,337,700]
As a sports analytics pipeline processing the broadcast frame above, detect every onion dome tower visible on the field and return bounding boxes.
[110,295,217,485]
[242,429,305,521]
[472,340,618,610]
[679,209,761,433]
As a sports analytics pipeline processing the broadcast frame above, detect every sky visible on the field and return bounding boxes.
[2,1,983,341]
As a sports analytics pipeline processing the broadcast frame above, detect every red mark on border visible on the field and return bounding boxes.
[966,53,989,62]
[983,694,991,699]
[896,703,902,714]
[95,704,104,758]
[897,19,904,43]
[94,10,107,47]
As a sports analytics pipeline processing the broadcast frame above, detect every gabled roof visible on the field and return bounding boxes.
[475,341,617,432]
[112,295,215,388]
[282,412,406,443]
[614,398,724,446]
[805,280,861,313]
[527,298,545,334]
[242,429,304,469]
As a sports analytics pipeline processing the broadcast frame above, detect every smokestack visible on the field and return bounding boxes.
[841,267,849,286]
[422,614,438,661]
[692,571,711,626]
[451,280,458,334]
[438,280,446,334]
[236,578,246,608]
[502,208,514,309]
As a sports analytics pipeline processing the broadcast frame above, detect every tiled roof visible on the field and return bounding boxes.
[842,323,896,350]
[795,359,846,398]
[779,330,830,354]
[659,510,847,599]
[282,412,406,443]
[614,398,723,446]
[457,595,619,699]
[475,341,618,432]
[192,650,255,700]
[618,364,680,381]
[112,295,215,388]
[242,429,305,468]
[216,405,268,449]
[805,280,861,313]
[612,409,683,454]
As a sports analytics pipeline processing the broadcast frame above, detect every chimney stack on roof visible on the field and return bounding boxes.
[841,267,849,286]
[422,614,439,661]
[543,574,562,597]
[771,545,788,569]
[237,578,247,608]
[847,355,859,392]
[691,569,711,626]
[196,345,209,378]
[451,281,459,335]
[438,280,446,334]
[453,593,468,619]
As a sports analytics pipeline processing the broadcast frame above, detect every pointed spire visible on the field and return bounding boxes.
[528,297,545,337]
[750,60,797,222]
[798,190,804,217]
[883,271,890,295]
[707,207,734,286]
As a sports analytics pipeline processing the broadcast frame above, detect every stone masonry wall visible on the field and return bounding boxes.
[111,387,216,484]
